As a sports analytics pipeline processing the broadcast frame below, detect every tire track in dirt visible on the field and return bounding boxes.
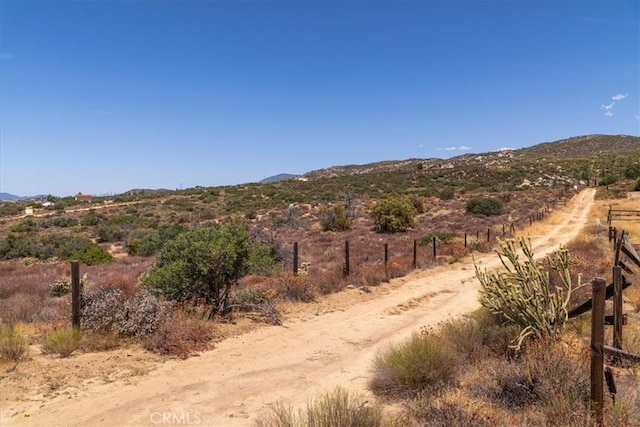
[1,189,596,427]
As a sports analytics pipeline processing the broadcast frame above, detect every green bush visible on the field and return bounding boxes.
[419,231,458,247]
[0,324,29,362]
[10,218,38,233]
[369,332,457,398]
[42,327,82,358]
[634,178,640,192]
[72,242,113,265]
[370,197,417,233]
[142,220,252,316]
[258,386,383,427]
[321,205,352,232]
[598,175,618,186]
[465,197,504,216]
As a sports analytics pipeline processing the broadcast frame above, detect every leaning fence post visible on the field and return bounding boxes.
[591,277,606,426]
[293,242,299,275]
[71,260,81,329]
[613,266,623,361]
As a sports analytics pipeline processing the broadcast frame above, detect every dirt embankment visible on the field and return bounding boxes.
[0,189,596,427]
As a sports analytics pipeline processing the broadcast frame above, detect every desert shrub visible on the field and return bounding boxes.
[80,211,102,226]
[10,218,38,233]
[475,237,585,350]
[72,242,113,265]
[40,216,78,228]
[492,339,589,412]
[407,195,425,214]
[405,394,495,427]
[258,386,383,427]
[321,205,352,232]
[81,287,127,334]
[142,308,213,359]
[634,178,640,192]
[142,221,252,316]
[438,309,517,363]
[370,332,458,398]
[81,288,161,338]
[81,330,121,352]
[96,224,127,243]
[49,273,89,297]
[272,273,316,302]
[115,290,163,338]
[42,327,82,358]
[465,197,504,216]
[246,238,281,276]
[370,197,417,233]
[438,187,455,200]
[0,324,29,362]
[598,175,618,186]
[419,231,458,247]
[125,224,187,256]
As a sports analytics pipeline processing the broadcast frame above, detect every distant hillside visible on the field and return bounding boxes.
[515,134,639,158]
[0,192,21,201]
[0,192,47,202]
[302,134,639,181]
[260,173,299,183]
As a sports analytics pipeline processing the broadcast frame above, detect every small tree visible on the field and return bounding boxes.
[321,205,352,232]
[142,220,251,317]
[370,197,417,233]
[475,237,585,350]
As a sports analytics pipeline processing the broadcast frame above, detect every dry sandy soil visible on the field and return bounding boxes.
[0,188,597,427]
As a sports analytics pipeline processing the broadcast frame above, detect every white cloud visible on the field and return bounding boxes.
[612,93,628,101]
[602,101,616,110]
[444,146,457,151]
[495,147,515,151]
[604,110,613,117]
[458,145,472,151]
[636,115,640,121]
[418,144,424,148]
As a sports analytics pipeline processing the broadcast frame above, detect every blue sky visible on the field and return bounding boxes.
[1,0,638,197]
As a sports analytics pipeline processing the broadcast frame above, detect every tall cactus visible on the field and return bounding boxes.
[475,237,584,350]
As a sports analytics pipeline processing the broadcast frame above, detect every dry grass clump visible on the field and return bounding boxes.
[0,323,29,362]
[369,331,458,399]
[257,386,385,427]
[142,306,214,359]
[42,327,82,358]
[437,309,518,363]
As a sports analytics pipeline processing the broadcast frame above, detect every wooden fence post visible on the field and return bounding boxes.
[384,243,388,265]
[502,224,505,238]
[487,228,490,242]
[293,242,298,275]
[343,240,350,277]
[413,240,417,269]
[71,260,81,329]
[464,232,467,248]
[613,266,623,360]
[432,236,437,258]
[591,277,606,426]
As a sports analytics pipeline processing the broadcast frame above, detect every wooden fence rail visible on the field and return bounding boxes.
[571,230,640,425]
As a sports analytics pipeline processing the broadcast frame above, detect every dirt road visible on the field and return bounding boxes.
[2,189,596,427]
